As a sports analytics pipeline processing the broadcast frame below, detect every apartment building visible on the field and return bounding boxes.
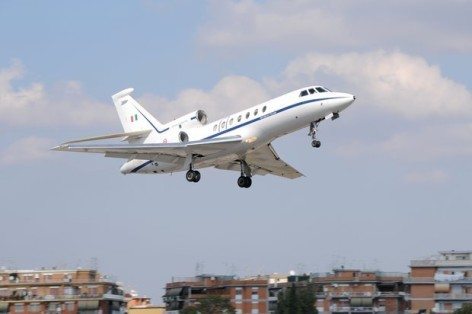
[311,269,407,313]
[406,250,472,313]
[163,274,268,314]
[0,268,126,313]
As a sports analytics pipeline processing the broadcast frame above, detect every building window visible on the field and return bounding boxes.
[251,309,259,314]
[65,302,75,311]
[28,303,41,313]
[252,288,259,303]
[235,287,242,302]
[14,303,25,313]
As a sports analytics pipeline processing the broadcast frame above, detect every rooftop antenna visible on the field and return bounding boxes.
[195,261,204,276]
[89,257,98,271]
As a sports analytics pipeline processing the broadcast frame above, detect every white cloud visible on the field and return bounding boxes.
[0,60,114,127]
[336,123,472,162]
[405,170,450,184]
[281,51,472,118]
[0,136,56,165]
[198,0,472,53]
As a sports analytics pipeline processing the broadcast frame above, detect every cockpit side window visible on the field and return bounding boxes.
[316,87,327,93]
[308,88,316,94]
[299,90,309,97]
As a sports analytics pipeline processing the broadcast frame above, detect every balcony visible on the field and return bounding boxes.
[410,259,472,267]
[0,293,124,302]
[404,277,472,284]
[435,293,472,300]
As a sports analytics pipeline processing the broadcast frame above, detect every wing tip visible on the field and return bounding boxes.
[50,144,69,151]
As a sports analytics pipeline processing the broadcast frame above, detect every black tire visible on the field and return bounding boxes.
[244,177,252,188]
[312,140,321,148]
[193,171,201,182]
[237,176,246,188]
[186,170,195,182]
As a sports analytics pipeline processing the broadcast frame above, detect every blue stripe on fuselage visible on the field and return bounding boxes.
[134,106,169,134]
[205,96,342,139]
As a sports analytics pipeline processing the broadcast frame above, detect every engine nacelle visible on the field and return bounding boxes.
[167,110,208,129]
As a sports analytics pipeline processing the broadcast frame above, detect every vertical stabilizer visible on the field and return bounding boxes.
[111,88,165,134]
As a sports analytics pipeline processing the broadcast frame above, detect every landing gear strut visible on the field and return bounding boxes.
[309,121,321,148]
[186,164,201,183]
[237,160,252,188]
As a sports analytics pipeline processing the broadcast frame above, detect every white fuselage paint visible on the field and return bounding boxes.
[120,87,355,174]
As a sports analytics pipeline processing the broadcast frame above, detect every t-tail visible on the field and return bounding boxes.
[112,88,167,139]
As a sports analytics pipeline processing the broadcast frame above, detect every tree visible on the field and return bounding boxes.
[181,295,235,314]
[276,284,318,314]
[454,303,472,314]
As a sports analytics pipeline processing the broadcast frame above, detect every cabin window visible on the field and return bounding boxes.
[316,87,327,93]
[229,118,234,125]
[222,121,226,128]
[262,105,267,113]
[237,115,242,122]
[299,90,308,97]
[254,108,258,116]
[308,88,316,94]
[213,124,217,131]
[246,112,250,119]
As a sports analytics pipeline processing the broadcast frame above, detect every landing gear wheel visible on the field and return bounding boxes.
[237,176,252,188]
[193,171,201,183]
[311,140,321,148]
[186,170,195,182]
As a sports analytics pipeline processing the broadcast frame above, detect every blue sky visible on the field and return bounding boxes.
[1,0,471,301]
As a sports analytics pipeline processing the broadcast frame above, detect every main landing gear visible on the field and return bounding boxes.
[186,165,201,183]
[237,160,252,188]
[309,121,321,148]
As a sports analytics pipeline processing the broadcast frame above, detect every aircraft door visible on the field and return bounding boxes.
[219,119,228,132]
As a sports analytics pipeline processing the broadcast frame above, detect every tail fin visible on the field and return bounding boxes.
[111,88,166,134]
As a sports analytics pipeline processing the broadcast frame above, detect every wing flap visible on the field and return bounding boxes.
[215,143,303,179]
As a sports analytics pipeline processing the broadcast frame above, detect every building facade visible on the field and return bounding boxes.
[406,250,472,313]
[0,268,126,313]
[164,275,268,314]
[310,269,407,313]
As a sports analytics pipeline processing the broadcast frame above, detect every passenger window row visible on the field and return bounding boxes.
[212,105,268,131]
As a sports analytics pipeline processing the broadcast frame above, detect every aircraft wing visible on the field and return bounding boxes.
[215,143,303,179]
[52,136,242,159]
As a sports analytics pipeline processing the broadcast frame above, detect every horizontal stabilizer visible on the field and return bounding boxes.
[61,130,152,145]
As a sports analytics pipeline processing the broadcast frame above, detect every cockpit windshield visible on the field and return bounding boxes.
[299,86,330,97]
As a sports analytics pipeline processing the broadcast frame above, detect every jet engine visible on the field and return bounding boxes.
[167,110,208,129]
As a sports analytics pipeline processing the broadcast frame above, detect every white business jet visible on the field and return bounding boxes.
[53,86,355,188]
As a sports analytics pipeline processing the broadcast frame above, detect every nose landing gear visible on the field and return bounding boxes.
[237,160,252,188]
[309,121,321,148]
